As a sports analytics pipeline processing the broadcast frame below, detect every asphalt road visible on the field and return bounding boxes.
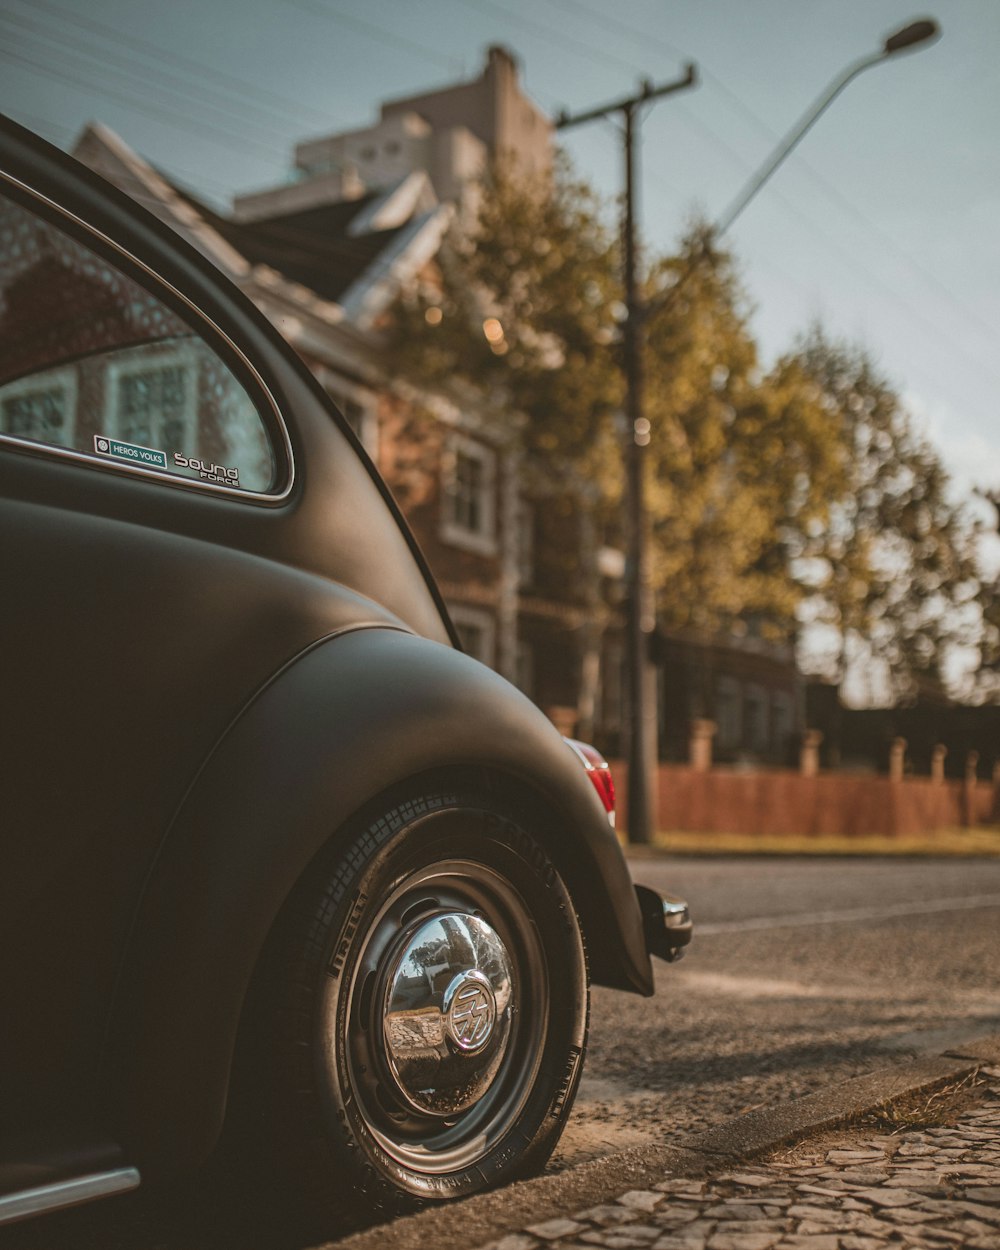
[553,853,1000,1171]
[8,854,1000,1249]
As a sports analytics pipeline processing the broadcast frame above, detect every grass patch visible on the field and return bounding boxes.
[626,826,1000,857]
[860,1071,985,1133]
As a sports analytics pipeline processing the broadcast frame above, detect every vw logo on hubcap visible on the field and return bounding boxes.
[444,970,496,1053]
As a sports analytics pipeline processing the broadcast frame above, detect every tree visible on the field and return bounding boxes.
[784,327,983,701]
[974,493,1000,701]
[640,229,846,642]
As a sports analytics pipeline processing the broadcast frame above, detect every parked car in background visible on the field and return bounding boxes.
[0,114,691,1234]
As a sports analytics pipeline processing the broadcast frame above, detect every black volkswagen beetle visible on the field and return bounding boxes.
[0,115,690,1232]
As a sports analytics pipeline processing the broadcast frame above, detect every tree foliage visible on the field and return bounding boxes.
[783,327,983,699]
[387,160,992,703]
[640,231,845,640]
[389,158,622,481]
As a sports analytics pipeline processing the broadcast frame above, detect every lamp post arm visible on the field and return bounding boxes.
[713,52,883,238]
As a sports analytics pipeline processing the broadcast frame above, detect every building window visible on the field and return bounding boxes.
[772,691,794,756]
[743,683,769,754]
[449,604,496,667]
[106,345,196,453]
[0,368,77,446]
[440,434,496,555]
[715,676,742,750]
[453,451,483,530]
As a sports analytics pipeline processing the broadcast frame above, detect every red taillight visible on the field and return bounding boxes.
[564,737,616,826]
[588,765,616,818]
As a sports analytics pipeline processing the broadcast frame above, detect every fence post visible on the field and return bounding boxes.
[962,750,980,827]
[799,729,823,778]
[931,743,947,785]
[689,719,716,773]
[993,760,1000,823]
[889,737,907,783]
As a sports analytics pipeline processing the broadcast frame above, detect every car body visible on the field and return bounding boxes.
[0,115,690,1232]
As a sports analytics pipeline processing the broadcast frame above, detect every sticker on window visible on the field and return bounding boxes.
[94,435,167,470]
[171,453,241,487]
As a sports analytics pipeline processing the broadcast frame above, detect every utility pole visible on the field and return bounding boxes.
[557,65,697,844]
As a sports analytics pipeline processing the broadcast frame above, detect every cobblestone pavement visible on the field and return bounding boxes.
[479,1073,1000,1250]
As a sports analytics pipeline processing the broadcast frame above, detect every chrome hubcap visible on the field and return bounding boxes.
[382,912,514,1116]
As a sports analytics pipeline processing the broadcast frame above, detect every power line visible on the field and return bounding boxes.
[450,0,641,78]
[494,0,998,400]
[541,0,997,352]
[510,1,997,434]
[281,0,467,77]
[543,0,690,66]
[2,15,296,153]
[0,46,290,162]
[3,107,234,201]
[8,0,334,131]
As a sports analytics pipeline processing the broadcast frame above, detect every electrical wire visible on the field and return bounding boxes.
[0,46,290,162]
[541,0,997,352]
[452,0,998,405]
[280,0,467,77]
[450,0,640,77]
[3,106,235,202]
[1,15,296,154]
[7,0,335,131]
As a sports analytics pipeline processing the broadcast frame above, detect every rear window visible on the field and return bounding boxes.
[0,181,279,493]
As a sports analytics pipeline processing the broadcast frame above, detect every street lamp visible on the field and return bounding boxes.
[715,19,940,237]
[558,17,940,845]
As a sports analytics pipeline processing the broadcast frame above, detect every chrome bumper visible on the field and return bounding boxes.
[634,884,693,963]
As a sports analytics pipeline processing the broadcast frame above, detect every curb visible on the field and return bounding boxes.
[319,1034,1000,1250]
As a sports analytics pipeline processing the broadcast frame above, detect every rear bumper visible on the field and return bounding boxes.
[634,884,693,963]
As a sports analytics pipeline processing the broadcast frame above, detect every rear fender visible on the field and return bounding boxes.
[110,627,651,1171]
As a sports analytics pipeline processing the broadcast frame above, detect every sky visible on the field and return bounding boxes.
[2,0,998,519]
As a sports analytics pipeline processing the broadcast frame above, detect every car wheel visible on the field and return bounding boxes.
[240,787,588,1228]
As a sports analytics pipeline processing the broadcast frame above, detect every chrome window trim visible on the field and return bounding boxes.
[0,1167,141,1226]
[0,169,295,505]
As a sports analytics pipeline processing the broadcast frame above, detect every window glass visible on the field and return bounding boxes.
[0,184,277,492]
[451,450,484,533]
[743,683,770,753]
[772,691,794,754]
[715,676,742,750]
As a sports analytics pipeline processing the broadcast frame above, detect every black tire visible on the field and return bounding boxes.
[239,788,588,1230]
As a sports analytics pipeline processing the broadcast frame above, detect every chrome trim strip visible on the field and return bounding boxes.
[562,736,595,771]
[0,1167,140,1226]
[0,168,295,506]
